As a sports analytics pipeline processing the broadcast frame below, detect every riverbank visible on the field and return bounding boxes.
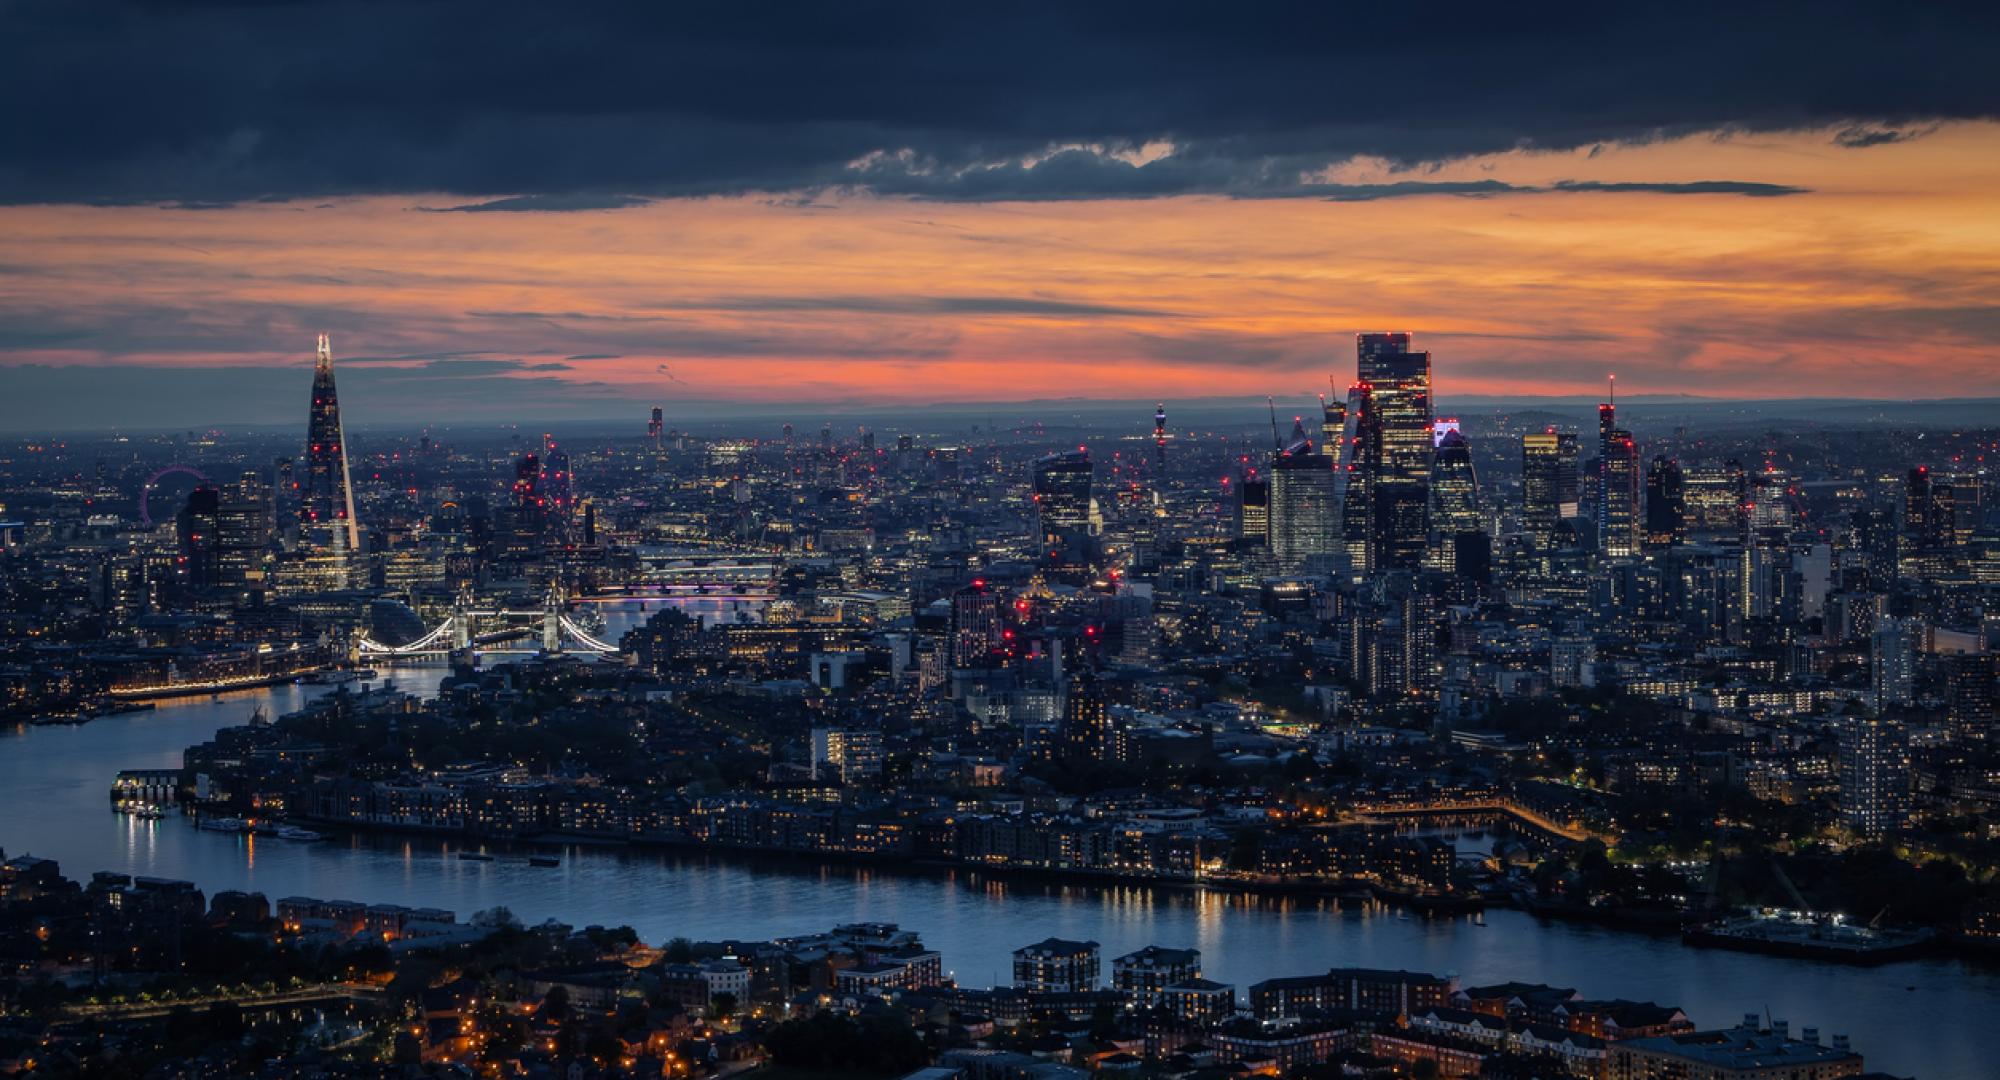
[2,639,1991,1080]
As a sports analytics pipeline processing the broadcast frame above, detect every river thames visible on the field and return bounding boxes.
[0,606,1991,1078]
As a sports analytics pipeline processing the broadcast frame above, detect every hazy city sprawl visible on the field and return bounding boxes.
[6,3,2000,1078]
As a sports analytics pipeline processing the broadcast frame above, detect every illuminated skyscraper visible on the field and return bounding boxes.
[1339,381,1378,575]
[300,333,360,557]
[214,470,275,596]
[542,436,576,545]
[1521,429,1579,550]
[1596,381,1640,557]
[1059,671,1113,764]
[1269,419,1338,573]
[1839,715,1911,836]
[1238,466,1269,544]
[1871,616,1918,708]
[1354,333,1433,570]
[1319,389,1346,457]
[950,579,1004,669]
[1904,466,1954,551]
[1427,421,1479,573]
[1034,451,1095,577]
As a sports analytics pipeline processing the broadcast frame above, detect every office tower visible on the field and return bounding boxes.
[950,579,1004,669]
[1340,381,1378,574]
[1683,462,1748,537]
[1059,672,1112,764]
[1154,403,1167,467]
[1033,451,1095,577]
[512,454,543,510]
[1320,389,1346,457]
[542,437,575,544]
[1427,421,1479,573]
[176,485,222,589]
[1238,467,1270,544]
[1742,469,1794,621]
[1904,466,1954,550]
[1596,381,1640,557]
[300,333,361,557]
[1354,333,1433,570]
[1871,617,1917,707]
[1937,469,1984,546]
[1839,716,1911,836]
[1521,429,1580,550]
[647,406,663,445]
[500,453,546,559]
[1947,653,1997,743]
[1268,420,1339,573]
[1644,456,1686,547]
[215,470,275,595]
[1796,542,1832,621]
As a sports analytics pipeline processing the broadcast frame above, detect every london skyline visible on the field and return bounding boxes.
[4,2,2000,428]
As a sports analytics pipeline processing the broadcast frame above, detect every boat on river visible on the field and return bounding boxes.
[197,816,247,833]
[1684,911,1937,964]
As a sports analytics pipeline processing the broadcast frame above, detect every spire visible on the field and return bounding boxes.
[316,333,332,367]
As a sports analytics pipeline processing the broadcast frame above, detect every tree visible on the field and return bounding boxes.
[710,991,738,1020]
[472,905,523,929]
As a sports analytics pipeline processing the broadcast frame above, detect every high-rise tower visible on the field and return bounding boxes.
[1269,418,1339,573]
[1521,429,1580,551]
[300,333,360,556]
[1033,450,1095,579]
[1354,333,1433,571]
[1427,421,1480,573]
[1645,456,1686,547]
[1596,376,1640,557]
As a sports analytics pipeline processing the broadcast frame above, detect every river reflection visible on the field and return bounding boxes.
[0,601,1991,1078]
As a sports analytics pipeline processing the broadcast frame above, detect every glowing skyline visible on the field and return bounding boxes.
[3,3,1997,427]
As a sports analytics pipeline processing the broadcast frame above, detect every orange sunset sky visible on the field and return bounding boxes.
[5,123,1999,425]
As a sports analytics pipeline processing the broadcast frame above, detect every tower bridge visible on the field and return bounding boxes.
[356,585,619,658]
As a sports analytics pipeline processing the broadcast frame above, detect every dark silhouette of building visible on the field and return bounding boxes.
[1645,456,1686,548]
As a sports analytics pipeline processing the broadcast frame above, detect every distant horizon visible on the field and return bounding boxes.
[9,386,1998,437]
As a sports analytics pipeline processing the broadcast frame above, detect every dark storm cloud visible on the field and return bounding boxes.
[1312,179,1808,201]
[1832,124,1942,148]
[1,1,1993,205]
[1545,180,1808,197]
[695,295,1177,318]
[424,194,655,212]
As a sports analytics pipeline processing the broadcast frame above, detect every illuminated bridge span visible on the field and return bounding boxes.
[1346,797,1599,844]
[357,587,619,658]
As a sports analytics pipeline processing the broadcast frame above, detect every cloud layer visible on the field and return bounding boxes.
[1,1,1993,205]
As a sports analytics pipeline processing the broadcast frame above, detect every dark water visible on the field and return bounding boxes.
[0,602,1989,1078]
